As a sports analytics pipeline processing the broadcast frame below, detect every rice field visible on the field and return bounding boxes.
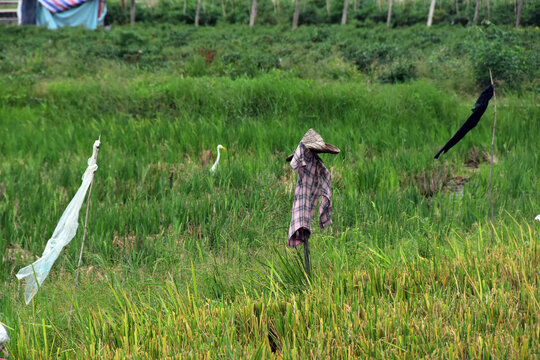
[0,23,539,359]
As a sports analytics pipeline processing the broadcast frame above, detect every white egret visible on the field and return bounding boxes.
[0,322,9,359]
[535,215,540,222]
[210,145,226,174]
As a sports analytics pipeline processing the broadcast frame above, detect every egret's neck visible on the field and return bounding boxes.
[216,147,221,163]
[211,147,221,171]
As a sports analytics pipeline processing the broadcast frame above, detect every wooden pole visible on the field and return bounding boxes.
[303,234,311,281]
[69,137,101,327]
[488,70,497,243]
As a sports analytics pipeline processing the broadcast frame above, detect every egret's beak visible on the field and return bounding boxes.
[222,146,227,151]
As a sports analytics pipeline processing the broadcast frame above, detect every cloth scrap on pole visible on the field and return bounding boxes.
[288,143,333,248]
[36,0,106,30]
[38,0,92,14]
[434,84,494,159]
[16,140,100,305]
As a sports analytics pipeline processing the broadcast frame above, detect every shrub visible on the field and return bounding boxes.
[470,26,537,90]
[378,60,417,83]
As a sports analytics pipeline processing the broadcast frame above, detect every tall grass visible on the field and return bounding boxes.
[1,75,538,358]
[2,221,538,358]
[0,28,539,358]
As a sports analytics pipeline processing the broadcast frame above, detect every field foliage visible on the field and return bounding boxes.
[0,21,539,359]
[1,22,539,92]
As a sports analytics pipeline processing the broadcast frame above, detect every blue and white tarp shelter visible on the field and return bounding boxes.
[18,0,106,29]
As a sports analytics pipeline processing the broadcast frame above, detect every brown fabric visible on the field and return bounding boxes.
[286,129,340,162]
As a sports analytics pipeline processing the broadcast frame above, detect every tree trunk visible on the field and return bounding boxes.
[515,0,523,28]
[486,0,490,19]
[426,0,436,26]
[249,0,257,26]
[221,0,226,17]
[292,0,301,30]
[455,0,459,14]
[183,0,187,15]
[387,0,393,27]
[341,0,349,25]
[195,0,201,26]
[473,0,480,24]
[326,0,330,15]
[130,0,136,25]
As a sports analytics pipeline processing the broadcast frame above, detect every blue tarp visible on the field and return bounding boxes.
[36,0,105,30]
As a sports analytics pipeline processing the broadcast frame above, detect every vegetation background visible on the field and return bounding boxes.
[0,0,539,358]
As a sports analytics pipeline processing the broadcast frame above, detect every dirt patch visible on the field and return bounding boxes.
[201,149,213,167]
[280,163,295,194]
[465,147,490,169]
[411,163,469,198]
[6,243,36,264]
[0,182,5,201]
[112,231,137,251]
[329,166,343,188]
[187,223,204,240]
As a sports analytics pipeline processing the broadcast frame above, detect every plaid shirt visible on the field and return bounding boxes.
[288,143,332,248]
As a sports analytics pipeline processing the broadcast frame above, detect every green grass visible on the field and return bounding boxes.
[0,23,539,359]
[1,22,539,92]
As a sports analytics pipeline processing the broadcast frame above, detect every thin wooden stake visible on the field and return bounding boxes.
[303,235,311,281]
[69,137,101,327]
[488,70,497,243]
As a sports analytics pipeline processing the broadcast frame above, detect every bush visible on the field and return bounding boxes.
[378,60,417,83]
[473,42,529,90]
[470,25,538,90]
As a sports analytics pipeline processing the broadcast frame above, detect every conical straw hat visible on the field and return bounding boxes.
[286,129,340,161]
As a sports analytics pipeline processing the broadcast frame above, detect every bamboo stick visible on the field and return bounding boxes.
[488,71,497,243]
[69,137,101,327]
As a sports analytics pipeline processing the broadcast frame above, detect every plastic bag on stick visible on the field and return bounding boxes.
[16,140,100,304]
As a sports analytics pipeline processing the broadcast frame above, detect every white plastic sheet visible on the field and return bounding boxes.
[16,140,100,305]
[0,322,8,345]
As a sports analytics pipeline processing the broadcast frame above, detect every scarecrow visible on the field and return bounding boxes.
[286,129,340,278]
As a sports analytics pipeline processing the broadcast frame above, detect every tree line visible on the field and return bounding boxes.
[114,0,537,29]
